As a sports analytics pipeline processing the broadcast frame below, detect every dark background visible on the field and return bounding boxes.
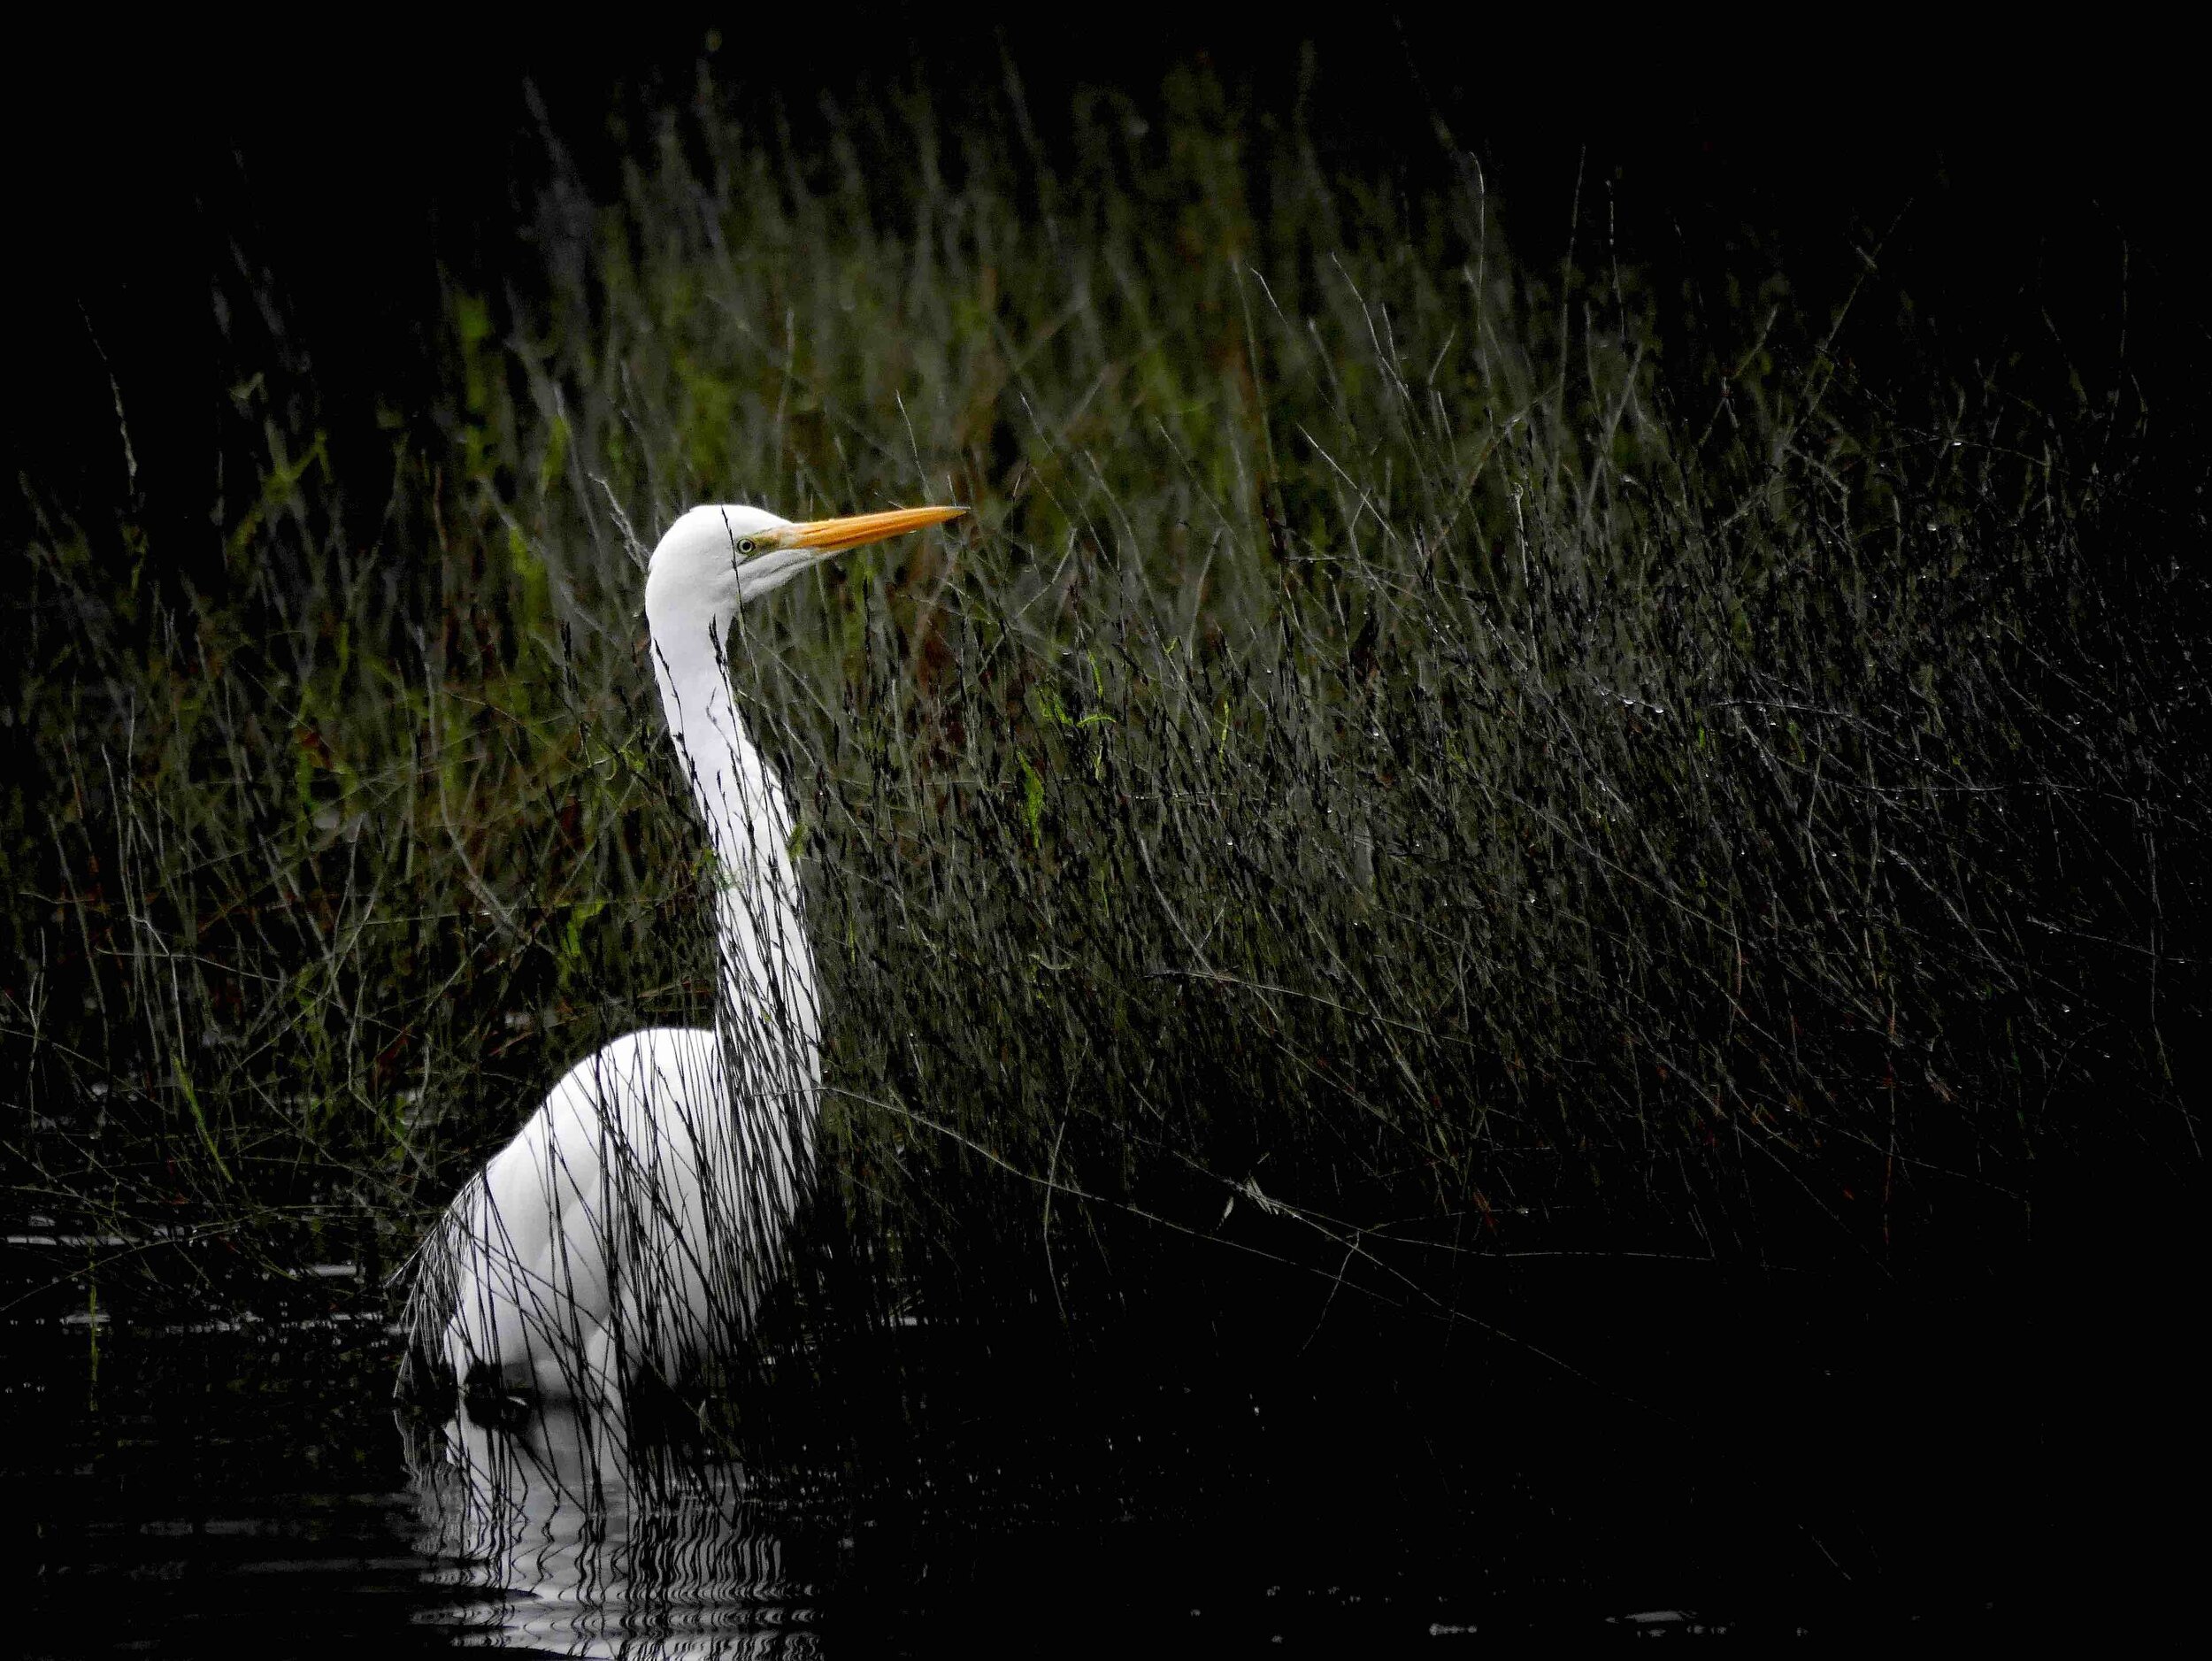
[7,15,2196,554]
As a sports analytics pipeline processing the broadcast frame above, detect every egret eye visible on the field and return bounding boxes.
[737,537,757,557]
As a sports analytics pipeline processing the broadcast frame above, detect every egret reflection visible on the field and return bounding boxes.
[405,1398,817,1657]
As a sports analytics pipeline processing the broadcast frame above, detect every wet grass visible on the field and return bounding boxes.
[4,70,2204,1360]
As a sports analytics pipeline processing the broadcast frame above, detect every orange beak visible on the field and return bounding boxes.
[772,504,966,553]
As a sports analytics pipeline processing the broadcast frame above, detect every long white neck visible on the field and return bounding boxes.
[649,614,821,1182]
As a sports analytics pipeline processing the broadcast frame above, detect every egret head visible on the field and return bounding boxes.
[645,502,965,644]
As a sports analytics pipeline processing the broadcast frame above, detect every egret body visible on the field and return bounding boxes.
[403,502,962,1421]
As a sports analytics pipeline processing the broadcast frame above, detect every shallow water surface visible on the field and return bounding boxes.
[6,1224,2091,1655]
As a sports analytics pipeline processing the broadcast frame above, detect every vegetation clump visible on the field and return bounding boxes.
[4,73,2202,1361]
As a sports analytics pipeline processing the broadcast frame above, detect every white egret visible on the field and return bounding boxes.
[402,500,964,1426]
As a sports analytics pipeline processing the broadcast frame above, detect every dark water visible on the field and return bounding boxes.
[3,1221,2170,1655]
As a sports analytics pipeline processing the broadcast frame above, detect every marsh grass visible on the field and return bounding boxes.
[5,71,2203,1378]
